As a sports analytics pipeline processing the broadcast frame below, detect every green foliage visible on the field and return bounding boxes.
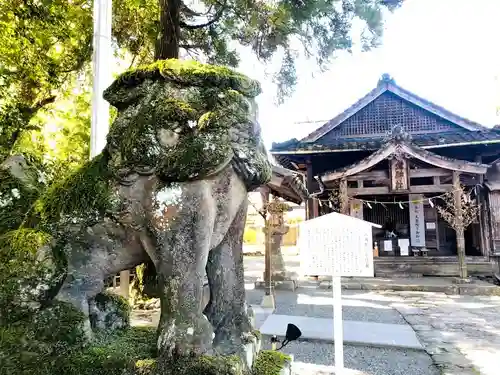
[111,0,401,102]
[130,262,160,307]
[252,350,291,375]
[243,227,259,244]
[14,71,93,180]
[0,0,93,157]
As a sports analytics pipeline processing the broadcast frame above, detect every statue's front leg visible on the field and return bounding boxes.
[204,201,254,355]
[155,208,214,359]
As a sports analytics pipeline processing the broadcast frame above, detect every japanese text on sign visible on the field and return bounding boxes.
[298,213,375,277]
[409,194,426,247]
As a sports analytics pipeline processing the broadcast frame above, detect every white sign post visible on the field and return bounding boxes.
[332,275,344,371]
[298,213,378,374]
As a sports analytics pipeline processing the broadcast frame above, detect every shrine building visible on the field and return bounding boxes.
[270,74,500,277]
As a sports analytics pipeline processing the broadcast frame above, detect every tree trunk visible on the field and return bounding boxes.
[155,0,181,60]
[456,227,468,279]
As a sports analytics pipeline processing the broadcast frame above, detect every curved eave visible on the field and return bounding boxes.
[321,141,489,182]
[265,165,309,203]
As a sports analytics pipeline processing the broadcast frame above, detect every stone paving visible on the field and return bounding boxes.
[378,291,500,375]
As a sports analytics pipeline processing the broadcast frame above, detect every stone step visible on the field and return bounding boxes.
[375,272,423,278]
[291,362,365,375]
[258,314,424,350]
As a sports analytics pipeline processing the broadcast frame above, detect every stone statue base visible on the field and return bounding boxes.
[126,346,294,375]
[255,271,299,291]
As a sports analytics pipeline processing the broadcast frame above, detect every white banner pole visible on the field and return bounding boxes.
[332,275,344,373]
[90,0,113,158]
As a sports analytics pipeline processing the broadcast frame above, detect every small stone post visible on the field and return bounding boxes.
[339,178,349,215]
[258,197,299,294]
[265,197,293,281]
[120,270,130,299]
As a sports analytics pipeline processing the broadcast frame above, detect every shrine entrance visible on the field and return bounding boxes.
[361,193,480,258]
[308,132,491,276]
[270,76,500,277]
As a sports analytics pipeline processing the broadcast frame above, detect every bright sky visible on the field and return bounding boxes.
[235,0,500,149]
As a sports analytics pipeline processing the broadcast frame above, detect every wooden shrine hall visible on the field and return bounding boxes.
[271,74,500,277]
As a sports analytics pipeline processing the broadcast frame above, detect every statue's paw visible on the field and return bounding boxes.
[212,330,262,371]
[212,314,254,355]
[157,314,214,358]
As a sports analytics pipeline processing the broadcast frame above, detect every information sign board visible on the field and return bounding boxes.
[298,212,375,277]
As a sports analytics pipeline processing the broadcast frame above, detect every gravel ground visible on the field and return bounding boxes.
[246,287,407,325]
[259,336,439,375]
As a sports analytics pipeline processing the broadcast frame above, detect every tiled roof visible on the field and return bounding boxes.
[301,74,488,143]
[271,74,500,155]
[271,130,500,153]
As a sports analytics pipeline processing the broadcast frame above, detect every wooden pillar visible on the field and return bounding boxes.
[339,178,349,215]
[261,189,273,296]
[306,160,315,219]
[475,155,489,257]
[453,171,467,279]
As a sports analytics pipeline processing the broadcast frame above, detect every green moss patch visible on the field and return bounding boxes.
[1,322,157,375]
[0,301,87,375]
[148,354,242,375]
[104,59,261,105]
[90,291,131,331]
[35,153,114,225]
[104,75,245,183]
[60,327,157,375]
[252,350,291,375]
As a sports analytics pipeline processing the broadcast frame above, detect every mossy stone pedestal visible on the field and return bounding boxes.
[128,348,293,375]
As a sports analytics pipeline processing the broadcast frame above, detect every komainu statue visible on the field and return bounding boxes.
[13,60,271,363]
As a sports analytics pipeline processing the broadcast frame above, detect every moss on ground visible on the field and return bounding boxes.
[0,300,88,375]
[1,315,157,375]
[252,350,291,375]
[134,354,243,375]
[61,327,157,375]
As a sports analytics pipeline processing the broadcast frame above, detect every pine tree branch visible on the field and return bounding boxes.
[179,0,226,29]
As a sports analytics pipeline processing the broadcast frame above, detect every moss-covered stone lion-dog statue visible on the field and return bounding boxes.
[22,60,272,363]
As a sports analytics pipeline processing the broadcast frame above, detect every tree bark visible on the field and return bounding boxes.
[155,0,181,60]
